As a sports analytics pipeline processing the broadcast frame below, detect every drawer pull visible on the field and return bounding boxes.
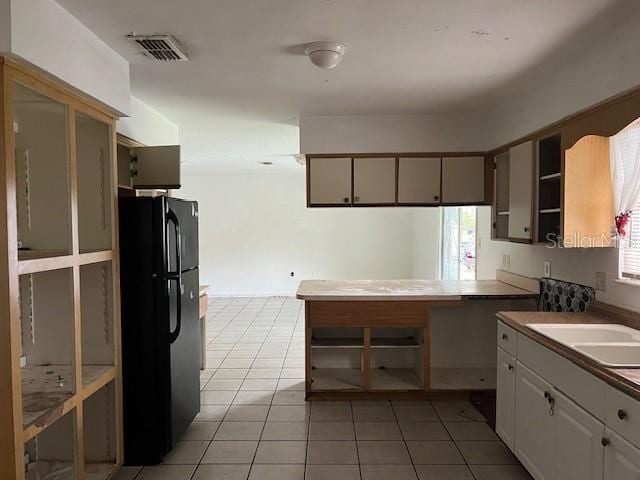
[601,437,610,447]
[508,364,514,371]
[544,391,555,416]
[618,409,628,420]
[502,333,509,341]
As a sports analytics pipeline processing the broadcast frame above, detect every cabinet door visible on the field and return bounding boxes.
[441,156,486,204]
[554,388,605,480]
[515,362,555,480]
[353,157,396,205]
[309,157,352,205]
[508,141,534,239]
[604,428,640,480]
[132,146,181,189]
[496,347,516,451]
[397,157,441,204]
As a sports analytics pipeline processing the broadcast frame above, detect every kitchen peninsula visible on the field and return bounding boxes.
[297,273,539,399]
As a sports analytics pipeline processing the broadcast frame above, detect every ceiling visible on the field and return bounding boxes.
[56,0,631,172]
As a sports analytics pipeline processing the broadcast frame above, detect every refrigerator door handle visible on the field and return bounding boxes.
[167,208,182,343]
[167,277,182,343]
[166,208,183,276]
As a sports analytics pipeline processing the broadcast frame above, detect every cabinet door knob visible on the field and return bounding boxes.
[343,197,350,203]
[524,226,530,232]
[508,364,514,371]
[502,333,508,341]
[601,437,610,447]
[354,196,360,202]
[618,409,627,420]
[433,195,439,201]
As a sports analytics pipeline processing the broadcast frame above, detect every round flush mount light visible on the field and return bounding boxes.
[305,41,347,70]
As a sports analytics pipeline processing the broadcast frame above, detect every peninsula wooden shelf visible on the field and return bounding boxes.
[0,55,123,480]
[298,277,539,400]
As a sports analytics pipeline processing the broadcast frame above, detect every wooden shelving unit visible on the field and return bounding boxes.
[0,55,123,480]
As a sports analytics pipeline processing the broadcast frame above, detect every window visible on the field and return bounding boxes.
[622,201,640,279]
[618,123,640,279]
[441,207,477,280]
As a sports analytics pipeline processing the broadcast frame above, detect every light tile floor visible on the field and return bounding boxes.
[114,297,532,480]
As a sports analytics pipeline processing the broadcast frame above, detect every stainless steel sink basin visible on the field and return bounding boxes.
[527,323,640,368]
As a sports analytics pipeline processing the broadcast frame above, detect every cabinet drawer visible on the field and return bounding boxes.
[517,333,606,421]
[497,322,518,356]
[606,386,640,448]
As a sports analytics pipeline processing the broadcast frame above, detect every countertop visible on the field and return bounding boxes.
[497,310,640,401]
[296,279,538,301]
[199,285,210,296]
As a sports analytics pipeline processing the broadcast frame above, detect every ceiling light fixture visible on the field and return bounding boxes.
[305,41,347,70]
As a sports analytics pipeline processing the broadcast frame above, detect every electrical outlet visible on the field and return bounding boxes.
[596,272,607,292]
[543,261,551,278]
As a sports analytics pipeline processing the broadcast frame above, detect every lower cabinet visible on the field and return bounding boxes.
[496,347,516,450]
[604,429,640,480]
[515,362,556,480]
[496,322,640,480]
[555,388,605,480]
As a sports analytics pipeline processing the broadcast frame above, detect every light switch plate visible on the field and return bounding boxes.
[596,272,607,292]
[543,261,551,278]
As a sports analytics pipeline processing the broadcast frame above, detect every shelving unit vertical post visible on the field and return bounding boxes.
[0,55,123,480]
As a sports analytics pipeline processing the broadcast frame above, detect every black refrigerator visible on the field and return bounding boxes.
[119,196,200,465]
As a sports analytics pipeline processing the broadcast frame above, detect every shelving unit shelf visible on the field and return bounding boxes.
[0,55,123,480]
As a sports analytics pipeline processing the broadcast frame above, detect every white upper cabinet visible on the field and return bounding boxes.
[397,157,441,204]
[441,156,486,204]
[309,157,352,205]
[507,141,534,239]
[353,157,396,205]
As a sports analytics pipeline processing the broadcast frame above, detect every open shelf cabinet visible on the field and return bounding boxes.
[309,326,427,393]
[0,56,123,480]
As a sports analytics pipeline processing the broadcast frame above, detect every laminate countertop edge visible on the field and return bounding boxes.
[296,279,539,301]
[497,310,640,402]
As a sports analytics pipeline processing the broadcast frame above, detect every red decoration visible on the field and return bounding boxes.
[616,211,632,237]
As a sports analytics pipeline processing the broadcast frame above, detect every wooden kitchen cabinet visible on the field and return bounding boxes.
[397,157,441,204]
[353,157,396,205]
[441,156,487,204]
[308,157,352,205]
[496,347,516,450]
[508,141,534,240]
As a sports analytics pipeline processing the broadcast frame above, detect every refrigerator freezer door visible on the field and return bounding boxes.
[169,267,201,445]
[166,197,199,273]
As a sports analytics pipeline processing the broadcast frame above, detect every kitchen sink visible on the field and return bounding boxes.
[527,323,640,368]
[573,344,640,368]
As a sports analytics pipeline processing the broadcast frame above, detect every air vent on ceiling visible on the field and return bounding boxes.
[127,34,188,62]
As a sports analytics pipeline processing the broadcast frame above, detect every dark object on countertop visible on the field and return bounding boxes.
[539,278,595,313]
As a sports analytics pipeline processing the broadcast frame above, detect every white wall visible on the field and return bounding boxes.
[117,96,179,145]
[180,170,421,296]
[300,113,491,154]
[9,0,130,115]
[0,0,10,52]
[481,10,640,311]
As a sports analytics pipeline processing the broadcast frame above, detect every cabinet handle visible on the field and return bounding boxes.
[601,437,610,447]
[544,391,555,416]
[524,226,530,232]
[507,364,514,371]
[618,409,627,420]
[433,195,439,201]
[354,196,360,202]
[501,333,508,341]
[343,197,350,203]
